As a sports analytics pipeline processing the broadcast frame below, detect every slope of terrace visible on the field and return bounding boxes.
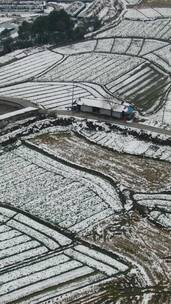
[37,48,170,114]
[0,205,129,303]
[0,25,170,115]
[0,115,171,303]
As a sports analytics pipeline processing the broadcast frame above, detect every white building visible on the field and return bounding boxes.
[75,98,135,119]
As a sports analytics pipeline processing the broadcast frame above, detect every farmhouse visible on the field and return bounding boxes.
[74,98,135,120]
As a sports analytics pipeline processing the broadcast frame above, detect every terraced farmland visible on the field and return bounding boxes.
[125,7,171,19]
[32,130,171,192]
[39,51,170,113]
[78,128,171,162]
[96,18,171,40]
[0,0,171,302]
[0,143,122,236]
[0,34,170,115]
[0,81,111,111]
[29,126,171,304]
[0,50,63,87]
[0,206,129,303]
[40,53,144,84]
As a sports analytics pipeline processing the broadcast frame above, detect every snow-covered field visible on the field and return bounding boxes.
[0,143,122,235]
[32,128,171,192]
[39,52,142,84]
[0,114,170,303]
[96,18,171,40]
[125,7,171,19]
[77,127,171,162]
[0,46,50,65]
[66,1,85,16]
[78,0,123,24]
[125,0,142,5]
[0,81,111,111]
[53,40,97,54]
[38,51,169,113]
[0,1,170,302]
[0,206,128,303]
[53,37,170,73]
[144,90,171,126]
[0,50,63,87]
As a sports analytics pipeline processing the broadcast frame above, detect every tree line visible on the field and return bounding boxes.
[0,10,101,54]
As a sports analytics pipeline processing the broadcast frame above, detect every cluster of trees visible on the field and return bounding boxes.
[0,10,101,54]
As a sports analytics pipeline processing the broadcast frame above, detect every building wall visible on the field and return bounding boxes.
[80,105,123,118]
[80,105,93,113]
[99,108,111,116]
[112,111,122,119]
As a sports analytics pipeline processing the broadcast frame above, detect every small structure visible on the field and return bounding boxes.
[74,98,136,120]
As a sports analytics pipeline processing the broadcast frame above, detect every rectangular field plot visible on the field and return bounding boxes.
[0,206,129,303]
[53,40,97,54]
[39,53,145,87]
[0,51,62,87]
[106,62,170,112]
[0,143,122,236]
[96,19,171,40]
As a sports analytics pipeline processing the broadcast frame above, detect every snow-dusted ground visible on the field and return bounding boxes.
[0,116,170,302]
[31,127,171,192]
[65,1,85,16]
[0,2,170,302]
[125,7,171,19]
[0,50,63,87]
[0,143,122,235]
[78,0,124,25]
[0,46,51,66]
[143,89,171,128]
[53,37,170,74]
[96,18,171,40]
[125,0,142,5]
[36,42,170,113]
[0,206,128,303]
[39,52,144,85]
[77,127,171,162]
[53,40,97,54]
[0,81,111,111]
[134,192,171,229]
